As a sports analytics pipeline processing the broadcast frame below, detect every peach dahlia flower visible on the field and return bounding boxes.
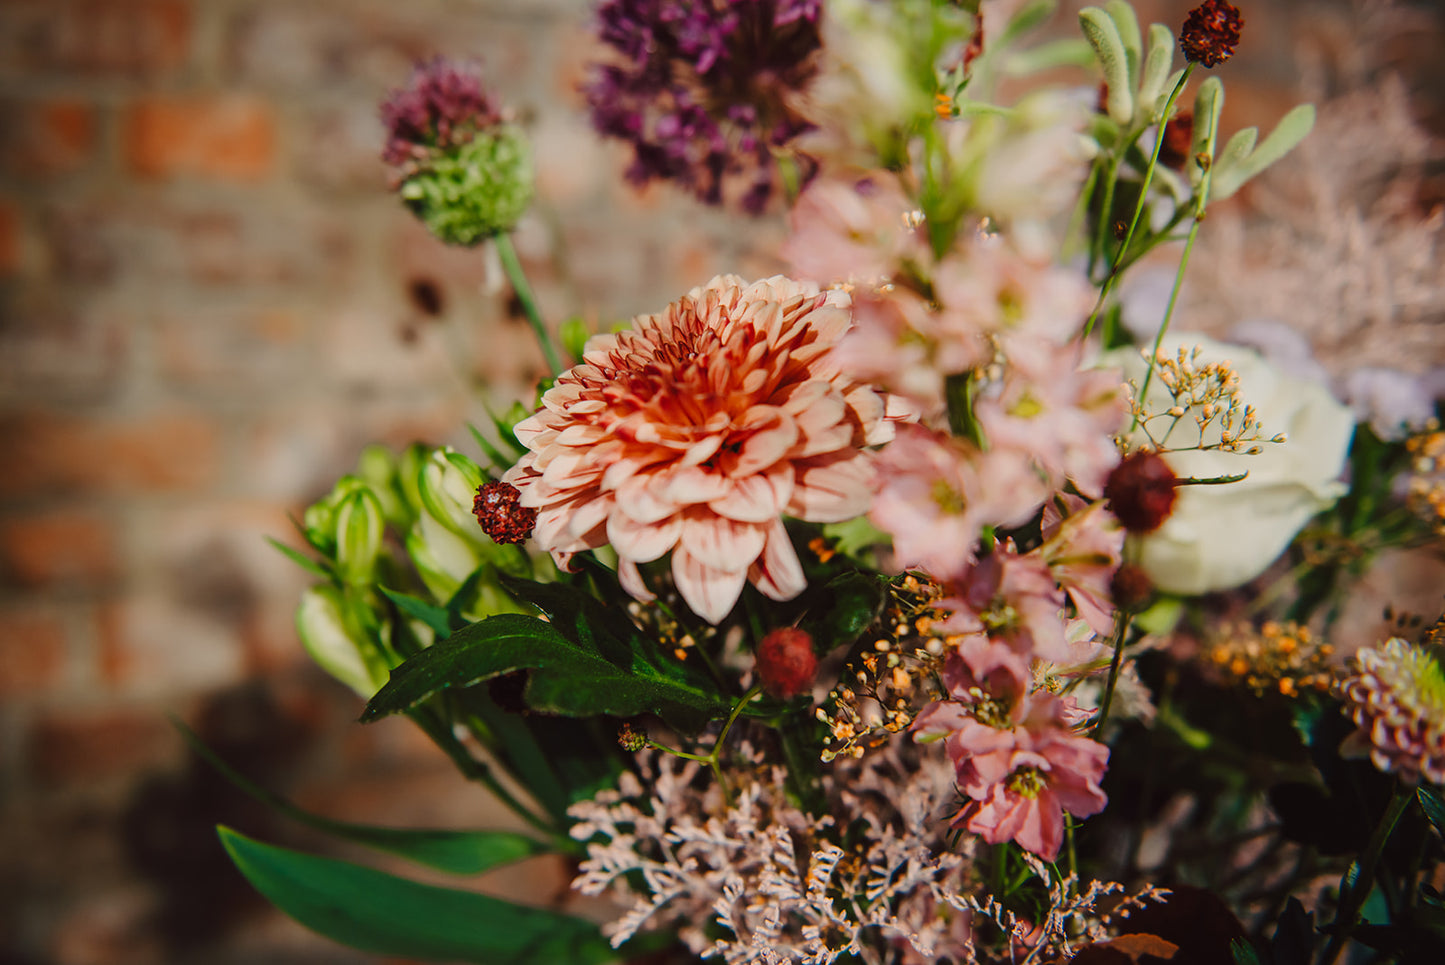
[503,275,892,623]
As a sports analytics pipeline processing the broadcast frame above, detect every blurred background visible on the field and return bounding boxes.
[0,1,1439,962]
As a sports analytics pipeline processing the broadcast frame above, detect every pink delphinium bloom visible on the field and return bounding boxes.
[931,234,1094,347]
[869,424,1046,581]
[833,289,991,419]
[935,542,1072,664]
[504,275,891,623]
[782,171,922,286]
[1039,497,1124,636]
[914,637,1108,861]
[976,337,1128,496]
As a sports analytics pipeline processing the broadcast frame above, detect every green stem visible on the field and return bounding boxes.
[1090,612,1133,738]
[1084,65,1194,338]
[408,708,558,838]
[1319,784,1414,965]
[494,232,563,376]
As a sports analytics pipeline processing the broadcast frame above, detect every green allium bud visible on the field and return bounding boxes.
[397,125,534,246]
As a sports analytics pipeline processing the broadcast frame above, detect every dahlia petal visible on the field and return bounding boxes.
[680,513,768,574]
[748,518,806,602]
[788,454,875,522]
[709,466,795,522]
[672,547,748,624]
[617,557,657,603]
[616,474,682,524]
[608,511,683,563]
[660,466,733,506]
[735,410,799,476]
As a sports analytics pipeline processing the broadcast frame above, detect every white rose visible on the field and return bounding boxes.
[1107,334,1355,595]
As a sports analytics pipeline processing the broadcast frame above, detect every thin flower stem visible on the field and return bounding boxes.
[409,708,559,837]
[1319,783,1414,965]
[1090,611,1133,738]
[494,232,564,376]
[1084,66,1194,338]
[645,685,763,806]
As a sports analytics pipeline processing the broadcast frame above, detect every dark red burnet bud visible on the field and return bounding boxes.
[1104,451,1179,533]
[754,627,818,700]
[1110,563,1155,613]
[1180,0,1243,68]
[473,480,537,545]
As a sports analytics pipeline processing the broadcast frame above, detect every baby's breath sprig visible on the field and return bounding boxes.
[1123,345,1285,455]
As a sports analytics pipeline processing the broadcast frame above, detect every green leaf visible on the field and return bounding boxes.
[218,827,614,964]
[175,721,547,875]
[1419,784,1445,838]
[1230,938,1263,965]
[467,423,515,477]
[380,586,455,639]
[1138,24,1174,117]
[1213,103,1315,201]
[267,536,333,579]
[1080,7,1133,125]
[1189,76,1224,186]
[1104,0,1141,92]
[810,572,888,652]
[361,613,729,733]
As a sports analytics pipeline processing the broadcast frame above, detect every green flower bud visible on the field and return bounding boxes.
[296,585,391,698]
[335,486,386,585]
[398,124,534,246]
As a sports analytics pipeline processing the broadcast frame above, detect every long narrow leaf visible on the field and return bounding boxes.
[176,720,545,875]
[218,827,614,964]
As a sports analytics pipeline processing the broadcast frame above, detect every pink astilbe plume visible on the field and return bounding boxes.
[504,275,892,623]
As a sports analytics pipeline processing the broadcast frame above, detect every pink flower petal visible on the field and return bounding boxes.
[672,547,749,624]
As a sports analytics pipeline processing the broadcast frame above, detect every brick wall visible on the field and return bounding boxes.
[0,1,1438,962]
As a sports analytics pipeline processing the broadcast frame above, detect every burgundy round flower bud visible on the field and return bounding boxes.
[473,480,537,545]
[1104,451,1179,533]
[755,627,818,700]
[1180,0,1243,68]
[1110,563,1155,613]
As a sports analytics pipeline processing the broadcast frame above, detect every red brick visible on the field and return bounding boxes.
[0,605,68,697]
[124,95,275,182]
[0,99,97,178]
[0,509,118,590]
[0,0,191,79]
[0,292,128,401]
[97,593,246,698]
[0,199,19,276]
[0,410,221,499]
[156,306,305,391]
[27,707,179,787]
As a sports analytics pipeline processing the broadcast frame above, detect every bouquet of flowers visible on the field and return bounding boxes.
[200,1,1445,963]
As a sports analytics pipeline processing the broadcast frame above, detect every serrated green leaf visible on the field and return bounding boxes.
[361,613,729,732]
[1080,7,1133,125]
[1419,784,1445,837]
[267,537,333,579]
[176,720,546,875]
[218,827,613,964]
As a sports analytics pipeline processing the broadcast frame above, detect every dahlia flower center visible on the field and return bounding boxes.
[1006,766,1046,799]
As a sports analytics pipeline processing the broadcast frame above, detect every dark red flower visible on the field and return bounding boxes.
[755,627,818,700]
[1109,563,1154,612]
[1180,0,1243,68]
[1104,451,1179,533]
[473,480,537,545]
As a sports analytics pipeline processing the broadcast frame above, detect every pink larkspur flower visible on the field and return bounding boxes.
[976,336,1127,496]
[913,638,1108,861]
[931,234,1094,346]
[504,275,891,624]
[870,424,1045,581]
[1040,496,1124,637]
[782,171,922,286]
[935,542,1072,665]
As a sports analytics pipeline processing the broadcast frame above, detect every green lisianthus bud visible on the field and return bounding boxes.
[296,585,391,698]
[335,486,386,585]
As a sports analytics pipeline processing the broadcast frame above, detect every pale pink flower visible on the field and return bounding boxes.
[1039,497,1124,637]
[931,235,1094,347]
[869,424,1046,581]
[1339,637,1445,785]
[782,171,922,286]
[832,288,991,419]
[976,337,1128,496]
[913,638,1109,861]
[504,275,891,623]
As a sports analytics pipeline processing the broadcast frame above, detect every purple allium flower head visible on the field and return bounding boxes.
[584,0,824,214]
[381,57,502,173]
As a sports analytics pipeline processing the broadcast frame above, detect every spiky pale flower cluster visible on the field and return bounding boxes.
[1126,345,1283,455]
[1406,428,1445,537]
[568,744,979,964]
[818,575,951,762]
[1338,637,1445,785]
[1207,621,1336,698]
